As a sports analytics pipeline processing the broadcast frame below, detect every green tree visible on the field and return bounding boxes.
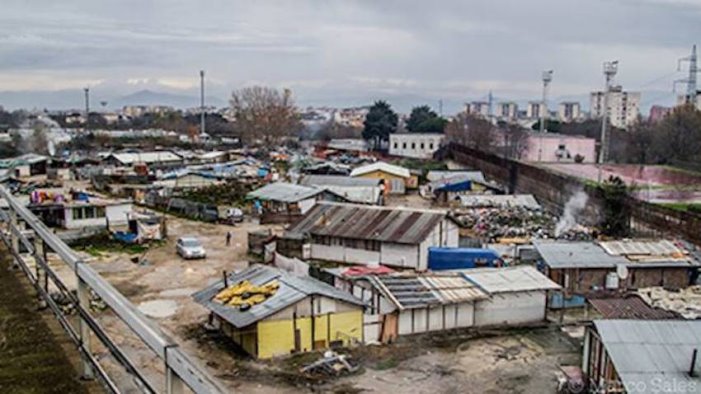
[599,176,630,237]
[406,105,447,133]
[362,100,398,150]
[531,119,562,133]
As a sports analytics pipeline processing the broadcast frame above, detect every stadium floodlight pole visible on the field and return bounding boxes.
[538,70,553,162]
[200,70,206,137]
[598,60,618,183]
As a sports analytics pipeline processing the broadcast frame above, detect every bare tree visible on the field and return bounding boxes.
[445,113,496,152]
[500,123,529,160]
[230,86,302,144]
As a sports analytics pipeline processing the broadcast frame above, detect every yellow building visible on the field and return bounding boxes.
[350,161,417,194]
[193,265,365,359]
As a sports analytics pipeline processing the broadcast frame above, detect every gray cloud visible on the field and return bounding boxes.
[0,0,699,112]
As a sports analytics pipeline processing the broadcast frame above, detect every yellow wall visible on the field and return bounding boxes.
[356,170,414,192]
[256,311,363,359]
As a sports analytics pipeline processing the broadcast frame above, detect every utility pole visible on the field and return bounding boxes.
[538,70,553,162]
[598,60,618,183]
[200,70,206,137]
[676,45,698,106]
[84,87,90,132]
[488,90,494,122]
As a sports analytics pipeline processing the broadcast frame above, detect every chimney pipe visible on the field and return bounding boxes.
[690,348,698,378]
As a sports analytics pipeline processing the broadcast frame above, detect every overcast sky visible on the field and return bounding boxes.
[1,0,700,112]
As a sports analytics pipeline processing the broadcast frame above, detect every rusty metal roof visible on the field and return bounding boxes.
[589,296,678,320]
[373,273,488,310]
[286,202,448,245]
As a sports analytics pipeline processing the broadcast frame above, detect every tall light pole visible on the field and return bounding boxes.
[598,61,618,183]
[538,70,553,162]
[200,70,206,137]
[84,87,90,132]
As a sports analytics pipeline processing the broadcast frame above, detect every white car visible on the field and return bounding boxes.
[176,237,206,259]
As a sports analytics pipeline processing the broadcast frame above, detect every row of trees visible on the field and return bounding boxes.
[361,101,449,150]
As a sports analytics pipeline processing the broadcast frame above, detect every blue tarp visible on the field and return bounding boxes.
[113,231,138,244]
[434,180,472,192]
[428,247,501,270]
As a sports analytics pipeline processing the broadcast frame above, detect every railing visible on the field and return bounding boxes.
[0,185,226,394]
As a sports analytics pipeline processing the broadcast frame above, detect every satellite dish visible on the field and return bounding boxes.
[617,264,629,280]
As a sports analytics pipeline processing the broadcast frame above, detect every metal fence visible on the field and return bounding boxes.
[0,185,226,394]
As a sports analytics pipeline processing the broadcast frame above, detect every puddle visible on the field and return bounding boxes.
[138,299,178,318]
[158,288,197,298]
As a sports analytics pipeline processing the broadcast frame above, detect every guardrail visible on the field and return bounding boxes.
[0,186,226,394]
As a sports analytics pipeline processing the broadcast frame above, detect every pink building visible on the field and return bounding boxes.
[521,133,596,163]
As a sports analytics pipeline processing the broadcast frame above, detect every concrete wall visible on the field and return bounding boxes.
[473,291,546,327]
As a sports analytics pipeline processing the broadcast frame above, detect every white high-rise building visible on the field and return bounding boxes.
[558,102,581,122]
[495,102,518,120]
[465,101,490,118]
[590,87,640,129]
[526,101,546,119]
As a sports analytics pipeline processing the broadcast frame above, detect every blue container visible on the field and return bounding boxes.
[428,247,500,270]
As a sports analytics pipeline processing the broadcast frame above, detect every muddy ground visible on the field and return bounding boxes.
[38,198,580,393]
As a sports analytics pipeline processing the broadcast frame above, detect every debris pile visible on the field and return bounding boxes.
[214,280,279,310]
[453,207,592,242]
[638,286,701,319]
[300,351,359,377]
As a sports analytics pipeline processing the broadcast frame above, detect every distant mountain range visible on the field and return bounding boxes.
[0,89,227,111]
[0,87,678,115]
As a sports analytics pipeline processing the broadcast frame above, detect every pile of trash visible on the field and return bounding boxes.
[300,350,359,378]
[214,280,279,310]
[638,286,701,319]
[453,206,592,242]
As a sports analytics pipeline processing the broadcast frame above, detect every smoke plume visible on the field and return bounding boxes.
[555,190,588,237]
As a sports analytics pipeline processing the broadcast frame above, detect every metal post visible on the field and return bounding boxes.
[167,367,185,394]
[598,61,618,183]
[9,208,19,267]
[84,87,90,132]
[78,277,95,380]
[538,70,553,162]
[34,234,47,309]
[200,70,206,137]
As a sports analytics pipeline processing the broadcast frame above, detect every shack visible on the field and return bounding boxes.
[28,191,132,230]
[534,240,700,308]
[462,266,560,326]
[192,265,365,359]
[0,153,49,177]
[299,175,383,205]
[583,319,701,392]
[247,182,347,224]
[283,202,459,270]
[350,161,416,194]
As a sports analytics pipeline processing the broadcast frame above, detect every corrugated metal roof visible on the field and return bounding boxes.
[350,162,410,178]
[286,202,448,245]
[108,151,182,165]
[300,175,380,188]
[600,240,685,257]
[458,194,541,209]
[534,241,632,269]
[192,265,365,328]
[593,319,701,393]
[426,170,486,184]
[534,240,699,269]
[588,297,678,320]
[0,153,48,168]
[247,182,323,202]
[461,266,560,293]
[375,273,488,309]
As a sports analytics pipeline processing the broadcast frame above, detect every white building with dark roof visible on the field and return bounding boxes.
[284,202,459,270]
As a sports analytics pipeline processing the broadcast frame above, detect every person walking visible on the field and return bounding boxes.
[226,231,232,246]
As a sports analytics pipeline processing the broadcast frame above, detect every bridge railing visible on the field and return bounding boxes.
[0,185,226,394]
